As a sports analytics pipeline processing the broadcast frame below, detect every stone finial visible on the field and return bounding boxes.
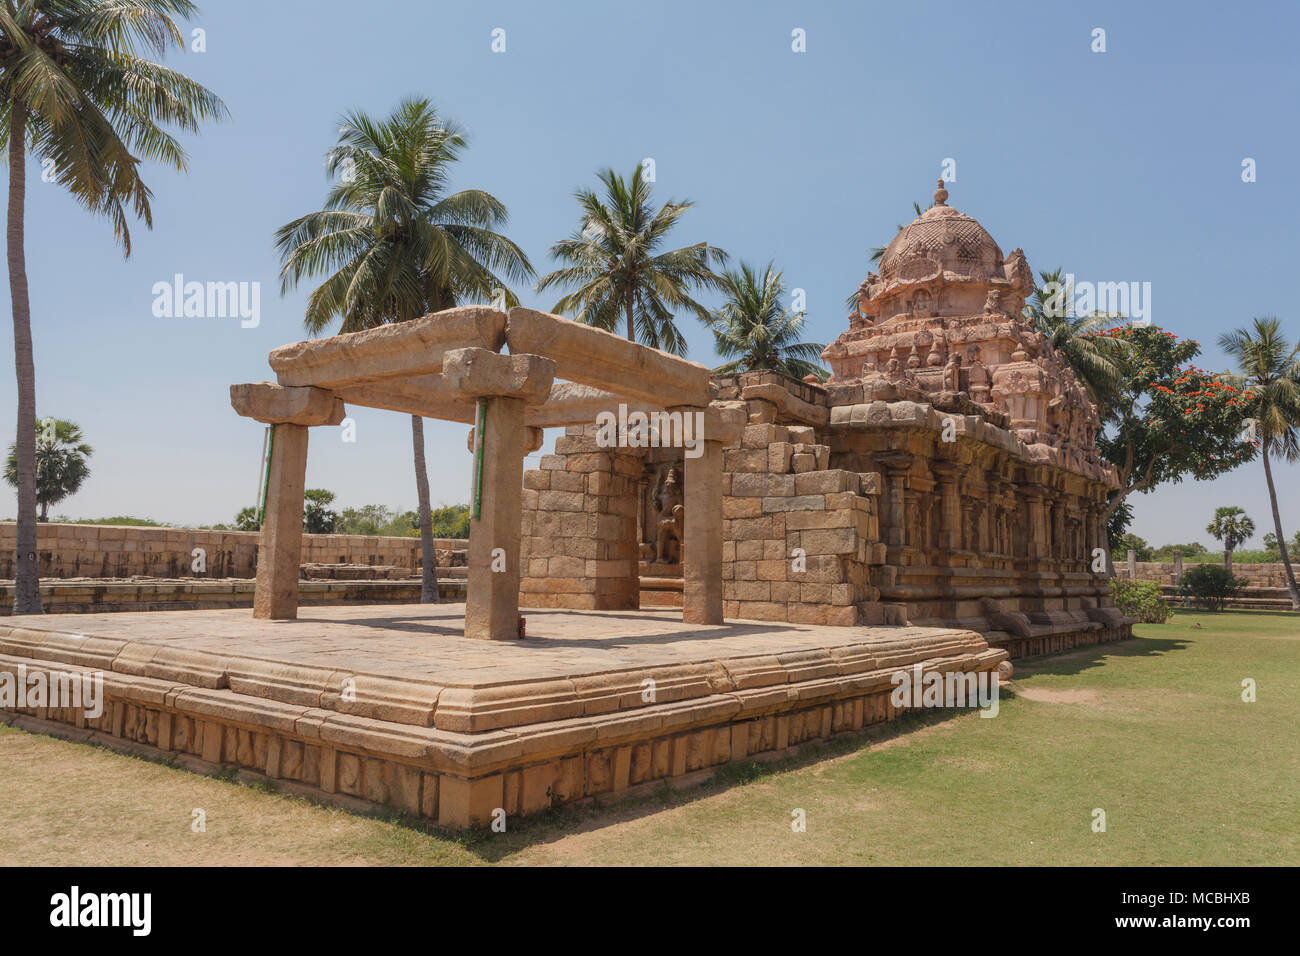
[934,178,949,205]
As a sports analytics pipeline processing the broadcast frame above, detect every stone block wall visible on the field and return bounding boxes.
[1117,560,1291,588]
[722,422,886,626]
[519,426,641,609]
[0,576,465,616]
[0,522,463,580]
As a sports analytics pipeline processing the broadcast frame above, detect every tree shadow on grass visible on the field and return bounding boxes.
[86,704,980,863]
[435,706,975,863]
[1012,635,1189,680]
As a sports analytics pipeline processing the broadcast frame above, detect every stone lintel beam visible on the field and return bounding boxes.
[506,307,710,408]
[524,382,657,429]
[666,401,748,446]
[332,375,477,425]
[230,382,345,426]
[739,383,830,427]
[444,347,555,403]
[268,306,507,389]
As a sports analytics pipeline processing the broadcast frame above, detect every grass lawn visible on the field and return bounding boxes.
[1,609,1296,866]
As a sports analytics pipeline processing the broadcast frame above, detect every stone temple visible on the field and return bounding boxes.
[0,181,1131,827]
[524,180,1131,658]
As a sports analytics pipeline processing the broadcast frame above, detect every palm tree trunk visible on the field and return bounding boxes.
[625,286,635,343]
[1225,548,1233,574]
[410,414,440,604]
[8,98,42,615]
[1261,444,1300,610]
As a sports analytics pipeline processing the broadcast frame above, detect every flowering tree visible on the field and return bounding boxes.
[1092,326,1255,530]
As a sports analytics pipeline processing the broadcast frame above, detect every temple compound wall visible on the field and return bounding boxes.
[521,181,1133,657]
[0,522,464,580]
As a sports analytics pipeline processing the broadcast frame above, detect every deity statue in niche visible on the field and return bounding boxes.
[656,505,684,564]
[652,465,684,563]
[906,496,921,548]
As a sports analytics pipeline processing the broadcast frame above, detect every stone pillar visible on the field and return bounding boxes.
[969,499,987,555]
[996,482,1017,556]
[931,462,961,552]
[985,476,1004,554]
[1127,549,1137,581]
[879,453,912,549]
[675,404,745,625]
[1020,488,1045,559]
[682,437,724,624]
[445,348,555,640]
[471,395,525,638]
[254,424,309,619]
[1172,548,1183,587]
[1052,501,1066,561]
[229,383,346,621]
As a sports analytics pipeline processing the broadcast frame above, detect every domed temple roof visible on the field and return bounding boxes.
[878,180,1004,283]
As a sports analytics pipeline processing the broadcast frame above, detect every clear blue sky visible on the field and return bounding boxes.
[2,0,1297,549]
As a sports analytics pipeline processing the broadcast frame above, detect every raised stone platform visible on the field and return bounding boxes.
[0,605,1006,827]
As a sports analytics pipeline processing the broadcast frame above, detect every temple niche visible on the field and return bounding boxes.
[641,455,685,563]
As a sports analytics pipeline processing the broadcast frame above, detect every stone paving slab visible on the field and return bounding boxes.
[0,605,995,733]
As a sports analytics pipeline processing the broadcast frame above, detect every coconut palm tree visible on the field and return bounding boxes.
[4,418,92,520]
[275,98,533,604]
[1219,316,1300,609]
[536,164,727,355]
[709,261,826,381]
[1023,268,1127,414]
[1,1,226,613]
[1207,506,1255,574]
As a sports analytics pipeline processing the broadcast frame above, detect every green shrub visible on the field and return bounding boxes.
[1113,533,1153,562]
[430,504,470,539]
[57,515,169,527]
[1180,564,1246,611]
[1152,541,1208,560]
[1110,579,1173,623]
